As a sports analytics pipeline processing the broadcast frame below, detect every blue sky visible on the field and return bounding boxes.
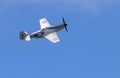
[0,0,120,78]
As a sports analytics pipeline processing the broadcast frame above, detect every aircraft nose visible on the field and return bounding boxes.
[65,24,67,26]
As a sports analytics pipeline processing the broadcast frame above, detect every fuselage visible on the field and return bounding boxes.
[30,24,65,38]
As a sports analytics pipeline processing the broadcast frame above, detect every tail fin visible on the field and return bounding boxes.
[19,31,31,41]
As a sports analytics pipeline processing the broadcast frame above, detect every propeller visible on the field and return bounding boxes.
[62,17,68,32]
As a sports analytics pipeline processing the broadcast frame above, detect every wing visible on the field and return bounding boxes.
[40,18,51,29]
[45,32,60,43]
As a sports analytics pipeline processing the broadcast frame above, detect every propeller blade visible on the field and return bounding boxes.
[65,26,68,32]
[62,17,65,24]
[62,17,68,32]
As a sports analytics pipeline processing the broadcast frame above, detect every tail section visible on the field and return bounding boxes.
[19,31,31,41]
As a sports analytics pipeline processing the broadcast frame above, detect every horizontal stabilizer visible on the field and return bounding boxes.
[25,35,31,41]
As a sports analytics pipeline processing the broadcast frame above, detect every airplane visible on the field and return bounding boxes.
[19,17,68,43]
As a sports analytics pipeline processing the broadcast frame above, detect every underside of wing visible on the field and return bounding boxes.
[45,32,60,43]
[40,18,51,29]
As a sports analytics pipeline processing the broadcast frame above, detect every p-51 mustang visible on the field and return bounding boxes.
[19,17,68,43]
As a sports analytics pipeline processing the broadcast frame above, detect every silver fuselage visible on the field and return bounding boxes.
[30,24,65,38]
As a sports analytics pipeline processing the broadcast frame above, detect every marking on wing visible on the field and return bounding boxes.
[42,20,47,24]
[53,38,59,41]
